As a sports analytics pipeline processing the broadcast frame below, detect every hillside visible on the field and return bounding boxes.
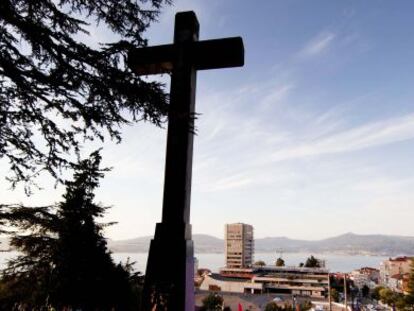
[108,233,414,256]
[107,234,223,254]
[2,233,413,255]
[254,233,414,255]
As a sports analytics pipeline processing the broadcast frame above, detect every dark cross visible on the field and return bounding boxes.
[128,11,244,310]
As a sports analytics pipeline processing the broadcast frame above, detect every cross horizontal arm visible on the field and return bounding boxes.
[128,37,244,76]
[127,44,175,75]
[192,37,244,71]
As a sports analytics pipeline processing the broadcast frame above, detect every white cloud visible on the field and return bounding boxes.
[272,113,414,162]
[260,84,295,109]
[298,32,336,58]
[203,173,253,192]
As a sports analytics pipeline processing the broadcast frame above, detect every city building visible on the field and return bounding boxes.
[225,223,254,268]
[402,274,411,294]
[350,267,380,289]
[389,273,411,293]
[200,272,263,294]
[252,265,329,297]
[380,257,412,288]
[200,223,329,298]
[200,266,329,297]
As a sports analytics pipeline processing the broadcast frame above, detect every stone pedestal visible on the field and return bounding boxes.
[142,223,194,311]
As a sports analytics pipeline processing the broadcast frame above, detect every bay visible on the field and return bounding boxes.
[110,252,388,273]
[0,251,386,273]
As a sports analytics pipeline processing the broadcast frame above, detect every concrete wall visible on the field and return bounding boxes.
[200,275,262,294]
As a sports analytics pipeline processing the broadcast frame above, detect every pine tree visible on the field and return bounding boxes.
[254,260,266,267]
[0,0,170,190]
[0,151,140,310]
[275,257,285,267]
[304,255,321,268]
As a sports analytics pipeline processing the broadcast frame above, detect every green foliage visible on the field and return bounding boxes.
[275,257,285,267]
[330,288,340,302]
[371,286,384,301]
[201,293,224,311]
[301,300,313,311]
[377,287,414,310]
[395,296,409,311]
[254,260,266,267]
[379,288,396,305]
[361,285,370,298]
[265,302,308,311]
[370,279,414,311]
[265,302,282,311]
[0,0,170,190]
[0,151,142,310]
[329,275,346,294]
[304,255,321,268]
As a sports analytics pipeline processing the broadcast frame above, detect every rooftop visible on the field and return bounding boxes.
[208,273,249,283]
[257,265,330,274]
[391,274,405,280]
[389,256,413,262]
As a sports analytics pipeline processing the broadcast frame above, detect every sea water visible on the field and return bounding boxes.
[1,252,384,273]
[0,251,387,273]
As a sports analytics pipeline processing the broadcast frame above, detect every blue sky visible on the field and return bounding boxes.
[1,0,414,240]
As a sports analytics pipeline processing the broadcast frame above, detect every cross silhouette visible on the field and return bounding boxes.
[128,11,244,310]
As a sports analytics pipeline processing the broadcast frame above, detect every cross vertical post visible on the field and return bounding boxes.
[128,10,244,310]
[162,11,198,228]
[142,12,198,311]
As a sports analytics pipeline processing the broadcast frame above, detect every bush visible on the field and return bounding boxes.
[201,293,224,311]
[265,302,282,311]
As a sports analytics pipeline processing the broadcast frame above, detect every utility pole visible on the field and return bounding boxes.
[328,273,332,311]
[344,274,348,311]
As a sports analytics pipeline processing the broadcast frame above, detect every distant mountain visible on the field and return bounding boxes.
[2,233,413,255]
[107,235,153,253]
[108,233,414,256]
[254,236,311,253]
[254,233,414,255]
[107,234,223,254]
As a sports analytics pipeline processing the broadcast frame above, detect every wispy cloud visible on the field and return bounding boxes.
[260,84,295,109]
[272,113,414,162]
[298,32,336,58]
[203,173,253,192]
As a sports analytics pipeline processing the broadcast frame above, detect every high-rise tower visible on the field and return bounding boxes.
[225,223,254,268]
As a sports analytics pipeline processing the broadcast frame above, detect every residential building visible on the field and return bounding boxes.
[402,274,411,294]
[350,267,380,289]
[389,273,410,293]
[225,223,254,268]
[380,257,412,288]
